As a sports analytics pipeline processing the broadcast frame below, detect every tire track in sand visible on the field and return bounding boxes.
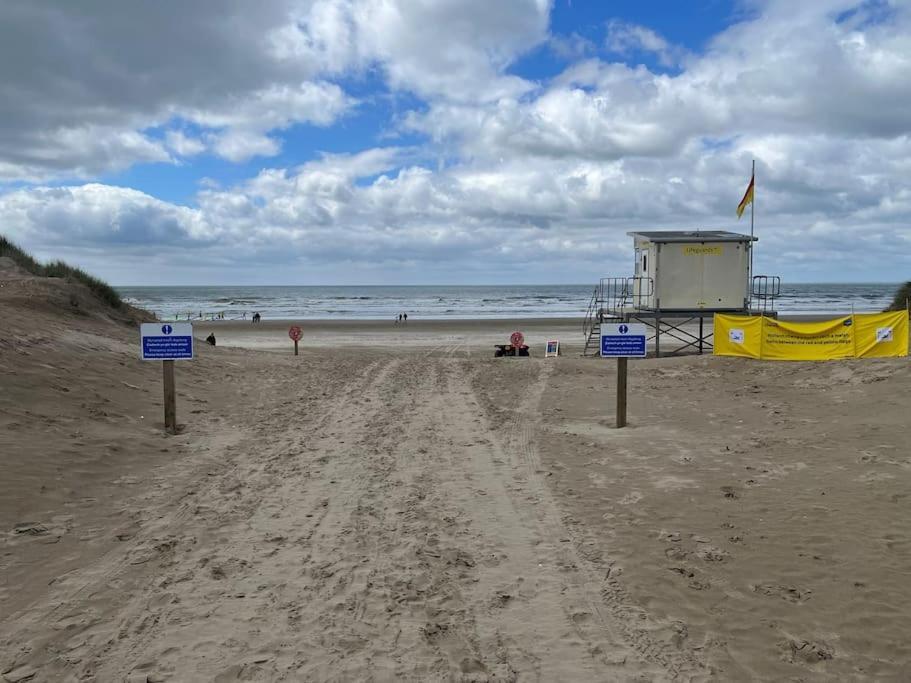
[0,355,397,681]
[2,352,704,681]
[477,359,707,680]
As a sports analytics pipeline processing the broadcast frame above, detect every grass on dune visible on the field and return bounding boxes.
[886,281,911,313]
[0,235,123,309]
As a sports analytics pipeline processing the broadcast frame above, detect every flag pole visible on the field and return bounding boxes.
[749,158,755,286]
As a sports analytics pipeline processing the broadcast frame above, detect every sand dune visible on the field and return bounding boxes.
[2,281,911,681]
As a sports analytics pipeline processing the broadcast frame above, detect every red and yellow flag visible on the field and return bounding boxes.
[736,173,754,219]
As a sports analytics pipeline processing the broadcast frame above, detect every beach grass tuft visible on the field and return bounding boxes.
[0,235,45,274]
[886,281,911,314]
[0,235,124,309]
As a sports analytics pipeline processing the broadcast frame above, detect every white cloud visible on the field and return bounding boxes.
[0,184,213,248]
[270,0,551,103]
[0,126,171,182]
[412,1,911,164]
[350,0,549,102]
[181,81,352,131]
[0,2,365,178]
[4,131,910,284]
[605,20,682,67]
[0,0,552,179]
[208,131,282,164]
[165,130,206,158]
[1,1,911,283]
[548,33,597,60]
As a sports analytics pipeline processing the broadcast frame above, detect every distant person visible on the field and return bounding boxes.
[397,313,402,323]
[403,313,408,323]
[206,333,216,346]
[242,312,247,320]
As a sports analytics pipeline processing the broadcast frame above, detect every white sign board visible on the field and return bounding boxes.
[141,323,194,361]
[601,323,647,358]
[876,326,893,343]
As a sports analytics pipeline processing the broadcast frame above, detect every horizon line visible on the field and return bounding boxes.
[115,281,903,288]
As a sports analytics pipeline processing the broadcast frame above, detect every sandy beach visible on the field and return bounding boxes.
[5,0,911,680]
[3,278,911,681]
[192,318,585,353]
[187,314,841,354]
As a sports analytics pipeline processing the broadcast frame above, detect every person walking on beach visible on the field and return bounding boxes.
[403,312,408,323]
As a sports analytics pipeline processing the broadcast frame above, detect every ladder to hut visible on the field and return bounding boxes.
[582,278,636,356]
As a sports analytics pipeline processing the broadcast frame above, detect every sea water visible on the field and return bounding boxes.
[118,283,901,321]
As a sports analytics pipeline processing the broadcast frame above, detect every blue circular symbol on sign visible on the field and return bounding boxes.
[161,324,173,334]
[619,324,629,334]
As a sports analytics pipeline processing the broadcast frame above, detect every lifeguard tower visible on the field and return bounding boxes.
[583,230,780,356]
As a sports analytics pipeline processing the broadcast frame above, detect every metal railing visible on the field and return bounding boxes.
[750,275,781,314]
[598,276,654,314]
[583,276,654,347]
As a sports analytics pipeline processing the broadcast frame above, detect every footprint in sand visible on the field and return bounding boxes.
[695,546,729,562]
[781,638,833,663]
[720,486,739,499]
[752,583,811,603]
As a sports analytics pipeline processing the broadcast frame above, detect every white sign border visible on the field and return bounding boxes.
[600,322,648,358]
[140,322,195,361]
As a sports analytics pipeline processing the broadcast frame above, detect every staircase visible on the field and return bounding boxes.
[582,290,601,356]
[582,281,626,356]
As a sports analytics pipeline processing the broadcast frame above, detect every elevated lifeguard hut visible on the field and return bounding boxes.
[583,230,780,356]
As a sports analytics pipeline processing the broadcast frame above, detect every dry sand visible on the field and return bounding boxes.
[2,277,911,681]
[192,318,584,352]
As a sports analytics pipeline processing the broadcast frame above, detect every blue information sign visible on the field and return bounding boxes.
[600,323,647,358]
[140,322,194,360]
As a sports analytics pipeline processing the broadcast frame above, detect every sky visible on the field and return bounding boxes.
[0,0,909,285]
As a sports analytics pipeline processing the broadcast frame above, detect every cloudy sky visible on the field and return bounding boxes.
[1,0,909,285]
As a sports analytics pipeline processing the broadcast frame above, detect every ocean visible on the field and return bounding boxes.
[118,283,901,321]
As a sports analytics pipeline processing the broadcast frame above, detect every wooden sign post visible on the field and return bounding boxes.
[600,323,646,429]
[289,326,303,355]
[616,357,628,428]
[141,323,194,435]
[163,360,177,434]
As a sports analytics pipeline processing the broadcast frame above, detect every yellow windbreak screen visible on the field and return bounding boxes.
[854,311,909,358]
[713,314,761,358]
[760,316,855,361]
[714,313,909,360]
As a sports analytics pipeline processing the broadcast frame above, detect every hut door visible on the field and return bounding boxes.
[702,243,746,308]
